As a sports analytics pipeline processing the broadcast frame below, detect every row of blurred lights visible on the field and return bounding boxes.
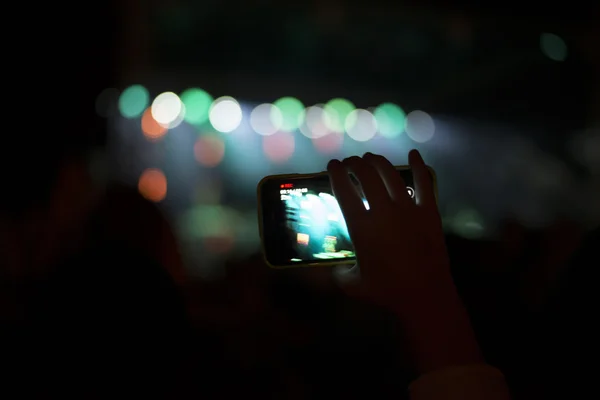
[112,29,568,143]
[113,85,436,144]
[105,85,439,204]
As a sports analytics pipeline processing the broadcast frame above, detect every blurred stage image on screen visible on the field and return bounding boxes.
[280,187,354,262]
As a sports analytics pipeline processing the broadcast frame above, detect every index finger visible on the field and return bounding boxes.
[408,149,436,209]
[363,152,412,206]
[327,159,366,224]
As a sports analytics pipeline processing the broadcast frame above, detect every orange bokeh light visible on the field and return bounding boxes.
[141,108,167,141]
[138,168,167,202]
[194,135,225,167]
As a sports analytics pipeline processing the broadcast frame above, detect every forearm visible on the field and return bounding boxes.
[395,286,483,375]
[396,287,511,400]
[409,363,511,400]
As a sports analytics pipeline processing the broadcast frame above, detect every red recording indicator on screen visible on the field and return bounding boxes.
[280,183,294,188]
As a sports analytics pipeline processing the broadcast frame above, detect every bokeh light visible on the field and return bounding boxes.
[194,134,226,167]
[118,84,149,118]
[250,103,283,136]
[141,107,168,141]
[312,131,344,154]
[540,33,567,62]
[263,131,295,163]
[273,97,305,131]
[405,110,435,143]
[138,168,167,202]
[209,96,243,133]
[452,209,485,239]
[151,92,185,127]
[180,88,213,125]
[374,103,406,138]
[345,109,378,142]
[300,105,331,139]
[181,205,237,254]
[324,98,355,133]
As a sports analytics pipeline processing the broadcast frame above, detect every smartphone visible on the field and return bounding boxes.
[257,166,437,268]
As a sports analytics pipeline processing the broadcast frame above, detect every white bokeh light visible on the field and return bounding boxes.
[166,103,186,129]
[209,97,243,133]
[151,92,184,126]
[405,110,435,143]
[250,103,282,136]
[299,105,331,139]
[345,109,377,142]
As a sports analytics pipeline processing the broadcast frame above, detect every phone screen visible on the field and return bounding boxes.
[258,167,423,267]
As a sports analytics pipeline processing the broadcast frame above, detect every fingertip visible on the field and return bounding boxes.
[363,152,384,160]
[409,149,435,207]
[343,155,362,163]
[327,159,342,170]
[408,149,425,165]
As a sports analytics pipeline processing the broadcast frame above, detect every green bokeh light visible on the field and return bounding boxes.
[324,98,355,133]
[180,205,237,239]
[452,209,485,239]
[374,103,406,138]
[180,88,213,125]
[118,84,149,119]
[273,97,305,131]
[540,33,567,62]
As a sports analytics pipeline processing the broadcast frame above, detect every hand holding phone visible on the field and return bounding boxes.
[327,151,449,312]
[257,161,435,268]
[329,151,484,375]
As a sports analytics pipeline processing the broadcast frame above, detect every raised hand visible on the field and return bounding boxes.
[328,150,451,314]
[329,150,483,374]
